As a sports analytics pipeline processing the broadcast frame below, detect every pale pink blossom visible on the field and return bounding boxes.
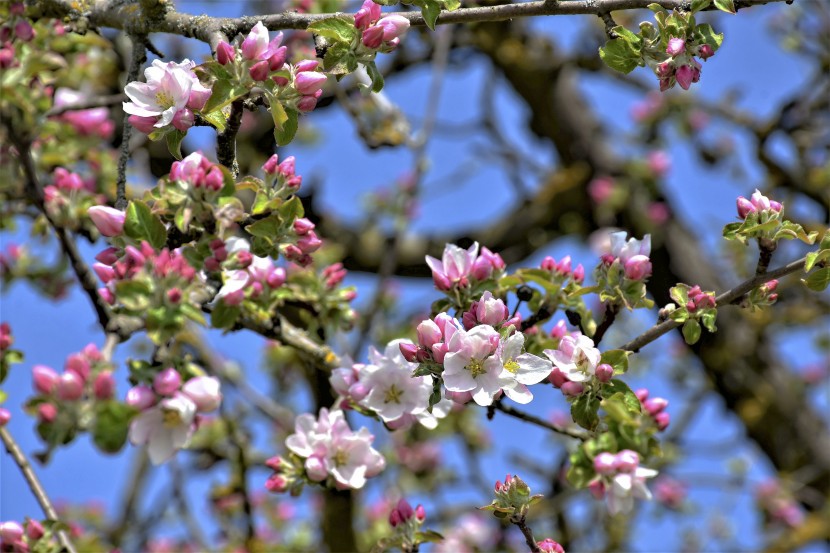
[426,242,479,290]
[544,334,601,383]
[123,59,211,129]
[129,393,197,464]
[495,332,552,404]
[443,324,505,406]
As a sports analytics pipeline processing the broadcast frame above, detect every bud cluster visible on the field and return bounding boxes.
[51,88,115,140]
[593,231,653,310]
[0,3,34,70]
[354,0,411,53]
[541,255,585,284]
[0,519,54,553]
[537,538,566,553]
[635,388,670,431]
[214,238,287,306]
[425,242,505,292]
[43,167,106,234]
[481,474,543,521]
[545,334,612,399]
[755,480,805,529]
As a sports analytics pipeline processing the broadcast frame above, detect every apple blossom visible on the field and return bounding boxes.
[443,324,506,406]
[494,332,552,404]
[426,242,479,290]
[129,392,197,464]
[360,340,433,424]
[544,334,601,383]
[87,206,125,237]
[182,376,222,412]
[123,59,211,130]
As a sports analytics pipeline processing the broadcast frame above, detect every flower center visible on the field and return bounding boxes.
[162,408,182,428]
[155,90,175,109]
[503,359,520,374]
[333,448,349,467]
[384,384,404,404]
[466,358,486,377]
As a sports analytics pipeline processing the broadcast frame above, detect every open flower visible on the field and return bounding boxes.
[544,334,601,383]
[495,333,552,404]
[129,393,197,464]
[123,59,210,130]
[426,242,479,290]
[360,340,433,425]
[443,324,505,406]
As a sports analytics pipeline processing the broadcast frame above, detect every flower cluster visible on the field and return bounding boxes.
[683,285,716,313]
[0,519,55,553]
[736,189,782,220]
[601,231,652,281]
[354,0,411,52]
[0,3,33,69]
[270,408,385,490]
[215,237,287,305]
[43,167,106,233]
[593,231,653,309]
[541,255,585,284]
[216,22,326,113]
[635,388,670,431]
[589,450,658,515]
[545,334,606,397]
[655,36,714,91]
[124,59,211,133]
[263,154,302,189]
[653,476,687,509]
[127,372,222,464]
[51,88,115,139]
[331,340,447,430]
[426,242,505,291]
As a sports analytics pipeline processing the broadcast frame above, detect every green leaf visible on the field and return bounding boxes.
[682,319,702,344]
[211,301,241,329]
[165,129,186,160]
[114,280,152,311]
[571,394,600,431]
[690,0,711,12]
[364,60,385,93]
[202,79,248,114]
[805,250,830,272]
[308,15,358,43]
[322,42,354,75]
[600,349,630,375]
[0,389,7,403]
[713,0,736,13]
[245,213,282,239]
[124,201,167,250]
[420,0,442,30]
[774,221,818,244]
[274,108,299,147]
[604,379,642,413]
[278,195,305,222]
[201,109,227,133]
[695,23,724,51]
[92,401,137,453]
[647,2,669,13]
[414,530,445,544]
[803,266,830,292]
[599,36,642,74]
[700,310,717,333]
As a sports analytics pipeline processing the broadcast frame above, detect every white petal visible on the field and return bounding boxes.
[502,382,533,404]
[147,429,176,464]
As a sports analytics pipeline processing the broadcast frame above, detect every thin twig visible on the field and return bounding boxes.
[217,99,244,176]
[0,428,77,553]
[170,459,210,551]
[591,302,619,346]
[45,93,127,117]
[514,515,542,553]
[116,35,147,211]
[618,255,808,352]
[494,403,589,440]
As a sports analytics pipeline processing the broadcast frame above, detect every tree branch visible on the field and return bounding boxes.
[0,427,77,553]
[116,35,147,211]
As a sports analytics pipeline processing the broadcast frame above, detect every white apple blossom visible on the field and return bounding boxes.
[544,334,601,383]
[123,59,209,128]
[606,466,659,515]
[129,392,197,464]
[495,333,552,404]
[443,325,506,406]
[609,231,651,263]
[361,340,432,424]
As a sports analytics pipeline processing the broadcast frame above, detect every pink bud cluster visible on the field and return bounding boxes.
[88,205,125,237]
[322,262,348,289]
[215,240,287,306]
[425,242,505,291]
[656,37,715,92]
[0,519,49,553]
[169,151,224,192]
[635,388,670,431]
[755,480,804,528]
[354,0,410,52]
[51,88,115,139]
[217,22,326,113]
[736,189,783,219]
[0,4,34,70]
[43,168,103,223]
[756,279,779,305]
[684,285,715,313]
[461,291,510,330]
[127,373,222,412]
[284,216,322,266]
[30,344,113,424]
[537,538,565,553]
[653,476,687,509]
[93,241,198,306]
[400,312,460,364]
[388,498,426,528]
[599,231,652,282]
[541,255,585,284]
[0,322,13,351]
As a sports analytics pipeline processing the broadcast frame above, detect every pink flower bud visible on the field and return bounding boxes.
[770,200,783,212]
[675,64,694,90]
[595,363,614,383]
[0,408,10,427]
[573,264,585,283]
[561,381,584,397]
[26,520,44,541]
[10,2,25,15]
[94,247,119,266]
[98,287,115,305]
[541,256,556,272]
[187,87,211,111]
[88,206,125,237]
[278,156,295,177]
[589,480,607,499]
[153,368,182,396]
[538,539,565,553]
[666,37,685,56]
[297,231,322,254]
[378,15,410,41]
[258,154,278,175]
[297,95,318,112]
[205,166,224,191]
[613,449,640,473]
[624,255,652,281]
[399,342,419,362]
[249,60,270,82]
[182,376,222,412]
[389,509,401,528]
[415,504,426,521]
[38,403,57,423]
[65,353,90,382]
[697,44,714,60]
[265,474,289,493]
[126,385,156,410]
[272,75,289,87]
[58,371,84,401]
[92,262,116,284]
[549,367,568,388]
[295,59,319,73]
[751,189,771,211]
[266,267,286,288]
[644,397,668,415]
[0,521,24,543]
[594,452,618,475]
[33,365,59,395]
[15,20,34,41]
[305,455,328,481]
[294,71,327,95]
[93,371,115,400]
[128,114,158,134]
[655,411,670,430]
[396,498,414,521]
[550,320,567,340]
[362,25,385,49]
[268,46,288,70]
[354,0,381,29]
[265,455,284,471]
[216,41,235,65]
